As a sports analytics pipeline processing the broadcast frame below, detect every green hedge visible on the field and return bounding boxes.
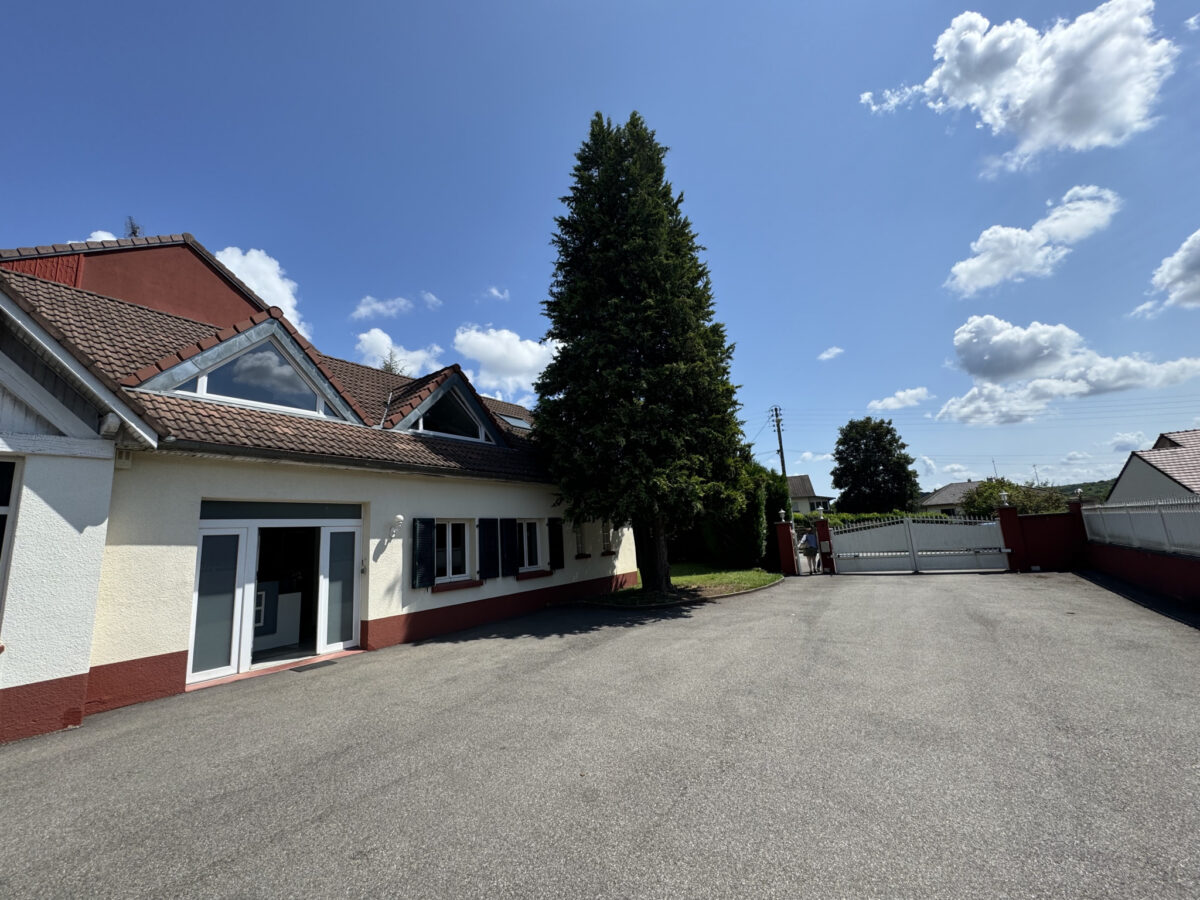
[793,509,951,530]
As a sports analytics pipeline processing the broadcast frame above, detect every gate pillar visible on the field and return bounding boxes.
[815,517,835,574]
[997,505,1027,572]
[774,522,800,576]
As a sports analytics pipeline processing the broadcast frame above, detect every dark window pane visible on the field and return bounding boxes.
[178,377,199,393]
[206,345,318,410]
[422,391,479,438]
[193,534,240,673]
[326,532,356,645]
[435,523,447,578]
[526,522,538,567]
[450,522,467,576]
[515,522,525,565]
[200,501,361,520]
[0,461,14,506]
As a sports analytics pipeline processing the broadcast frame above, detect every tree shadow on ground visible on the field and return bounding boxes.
[1077,569,1200,630]
[414,597,714,645]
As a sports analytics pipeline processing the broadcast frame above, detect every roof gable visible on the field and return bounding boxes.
[387,366,507,445]
[0,233,269,328]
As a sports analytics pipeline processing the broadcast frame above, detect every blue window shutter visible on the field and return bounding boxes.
[500,518,518,576]
[412,518,435,588]
[548,518,565,570]
[478,519,500,579]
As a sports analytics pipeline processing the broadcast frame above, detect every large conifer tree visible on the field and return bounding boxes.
[535,112,743,593]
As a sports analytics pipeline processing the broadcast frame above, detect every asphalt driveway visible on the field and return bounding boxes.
[2,573,1197,899]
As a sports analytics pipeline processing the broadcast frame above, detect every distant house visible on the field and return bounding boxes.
[788,474,833,514]
[918,480,981,516]
[1107,429,1200,503]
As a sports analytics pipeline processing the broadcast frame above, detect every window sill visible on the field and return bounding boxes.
[516,569,552,581]
[432,578,484,594]
[601,550,616,557]
[574,553,592,560]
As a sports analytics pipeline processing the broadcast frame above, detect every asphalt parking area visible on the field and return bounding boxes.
[2,572,1197,899]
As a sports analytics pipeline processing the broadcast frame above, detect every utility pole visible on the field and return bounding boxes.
[772,405,787,478]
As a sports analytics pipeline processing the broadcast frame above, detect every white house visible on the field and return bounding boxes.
[1107,429,1200,503]
[0,235,636,742]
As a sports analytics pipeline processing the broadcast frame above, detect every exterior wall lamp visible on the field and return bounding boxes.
[389,514,405,539]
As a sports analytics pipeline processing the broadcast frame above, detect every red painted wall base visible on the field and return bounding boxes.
[1085,542,1200,608]
[0,672,88,744]
[85,651,189,715]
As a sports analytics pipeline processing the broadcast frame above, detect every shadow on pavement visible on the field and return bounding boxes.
[1077,569,1200,630]
[415,600,712,644]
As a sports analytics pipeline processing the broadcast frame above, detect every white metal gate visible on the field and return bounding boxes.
[830,516,1008,573]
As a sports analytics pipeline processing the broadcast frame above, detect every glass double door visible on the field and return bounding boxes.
[190,523,360,682]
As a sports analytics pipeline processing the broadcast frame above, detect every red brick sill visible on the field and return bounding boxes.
[432,578,484,594]
[516,569,552,581]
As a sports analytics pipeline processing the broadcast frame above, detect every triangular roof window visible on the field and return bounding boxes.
[412,388,494,442]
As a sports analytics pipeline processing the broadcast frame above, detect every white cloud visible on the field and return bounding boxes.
[1149,227,1200,311]
[1186,14,1199,31]
[354,327,444,375]
[86,230,117,242]
[937,314,1200,423]
[421,290,442,310]
[946,186,1120,296]
[862,0,1178,170]
[817,346,844,361]
[919,455,937,476]
[216,247,312,338]
[1127,300,1162,319]
[797,451,834,464]
[350,295,413,320]
[1062,450,1091,463]
[452,325,559,398]
[867,386,933,410]
[942,463,974,478]
[1107,430,1147,452]
[485,286,510,302]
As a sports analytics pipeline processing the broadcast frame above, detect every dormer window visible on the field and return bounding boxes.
[176,342,337,417]
[413,389,493,442]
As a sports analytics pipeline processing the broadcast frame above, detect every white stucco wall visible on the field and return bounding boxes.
[1107,456,1195,504]
[92,451,636,667]
[0,452,115,689]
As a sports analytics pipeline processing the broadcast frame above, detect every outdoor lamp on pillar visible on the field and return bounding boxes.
[779,508,787,523]
[998,490,1010,507]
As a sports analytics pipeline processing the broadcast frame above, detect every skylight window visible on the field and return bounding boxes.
[498,414,531,430]
[177,343,336,417]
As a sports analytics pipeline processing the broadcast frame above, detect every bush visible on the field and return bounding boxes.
[670,459,788,569]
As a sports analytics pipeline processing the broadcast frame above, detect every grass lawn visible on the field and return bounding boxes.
[609,563,782,606]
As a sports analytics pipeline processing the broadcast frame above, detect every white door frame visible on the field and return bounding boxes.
[188,518,363,683]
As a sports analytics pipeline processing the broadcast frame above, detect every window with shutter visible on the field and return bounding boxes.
[478,519,500,579]
[548,518,565,570]
[412,518,435,588]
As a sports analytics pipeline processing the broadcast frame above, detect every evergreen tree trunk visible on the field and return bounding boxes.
[633,516,672,593]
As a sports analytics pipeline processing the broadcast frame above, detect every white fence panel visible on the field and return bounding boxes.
[831,516,1007,573]
[1082,497,1200,558]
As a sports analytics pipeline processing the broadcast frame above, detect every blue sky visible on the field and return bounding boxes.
[3,0,1199,498]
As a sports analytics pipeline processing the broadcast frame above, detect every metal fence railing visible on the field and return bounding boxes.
[1082,496,1200,557]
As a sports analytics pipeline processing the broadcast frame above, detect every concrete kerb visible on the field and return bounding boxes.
[576,573,786,610]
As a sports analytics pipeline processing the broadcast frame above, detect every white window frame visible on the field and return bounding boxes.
[0,457,23,614]
[413,388,494,443]
[175,339,337,419]
[601,521,614,554]
[574,523,586,557]
[434,519,473,582]
[516,519,541,571]
[187,517,363,684]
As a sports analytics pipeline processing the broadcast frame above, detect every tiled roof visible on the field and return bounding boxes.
[1134,444,1200,493]
[1155,429,1200,451]
[0,233,190,260]
[481,396,533,423]
[0,268,544,482]
[136,392,546,482]
[787,474,832,499]
[920,480,980,507]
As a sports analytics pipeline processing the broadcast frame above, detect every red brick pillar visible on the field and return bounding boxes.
[1066,499,1086,569]
[997,505,1026,573]
[815,517,835,574]
[774,522,800,576]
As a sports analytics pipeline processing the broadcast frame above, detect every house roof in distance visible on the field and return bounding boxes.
[1126,429,1200,494]
[787,474,832,499]
[919,480,980,508]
